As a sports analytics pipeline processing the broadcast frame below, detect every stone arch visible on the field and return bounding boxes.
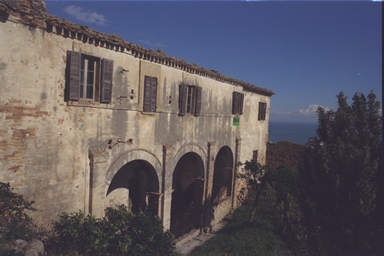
[211,146,234,205]
[170,151,205,238]
[172,143,207,177]
[106,149,162,188]
[104,150,161,216]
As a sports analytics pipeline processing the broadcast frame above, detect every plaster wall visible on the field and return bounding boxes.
[0,13,271,228]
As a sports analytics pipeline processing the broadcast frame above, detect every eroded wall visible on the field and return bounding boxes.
[0,7,271,228]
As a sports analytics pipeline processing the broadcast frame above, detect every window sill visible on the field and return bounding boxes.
[68,100,107,108]
[141,111,157,116]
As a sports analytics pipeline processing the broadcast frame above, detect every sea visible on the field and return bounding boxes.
[268,121,318,144]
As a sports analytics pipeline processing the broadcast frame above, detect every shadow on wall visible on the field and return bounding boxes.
[170,152,205,238]
[106,160,159,215]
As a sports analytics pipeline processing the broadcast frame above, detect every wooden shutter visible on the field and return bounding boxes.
[144,76,151,112]
[179,83,188,116]
[258,102,267,120]
[100,58,113,104]
[232,92,237,115]
[144,76,157,112]
[150,77,157,112]
[262,103,267,120]
[67,51,81,101]
[194,86,202,117]
[239,93,244,115]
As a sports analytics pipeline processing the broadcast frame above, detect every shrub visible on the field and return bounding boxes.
[0,182,48,254]
[48,205,179,256]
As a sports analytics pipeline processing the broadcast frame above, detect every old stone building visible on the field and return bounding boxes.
[0,0,273,238]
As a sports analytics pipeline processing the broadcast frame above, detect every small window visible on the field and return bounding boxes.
[258,102,267,120]
[143,76,157,112]
[253,150,258,162]
[179,83,202,116]
[66,51,113,103]
[232,92,244,115]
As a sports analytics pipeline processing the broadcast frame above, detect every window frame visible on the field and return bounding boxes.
[143,75,158,113]
[66,51,113,104]
[258,102,267,120]
[252,150,258,162]
[80,54,100,100]
[232,92,244,115]
[179,83,202,117]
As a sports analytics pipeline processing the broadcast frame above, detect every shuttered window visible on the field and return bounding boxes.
[232,92,244,115]
[258,102,267,120]
[143,76,157,112]
[100,58,114,103]
[179,84,202,117]
[194,86,202,117]
[66,51,113,104]
[67,51,81,101]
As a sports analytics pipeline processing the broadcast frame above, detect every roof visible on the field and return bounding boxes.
[0,0,274,96]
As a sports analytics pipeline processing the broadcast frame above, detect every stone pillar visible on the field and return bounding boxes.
[88,148,109,218]
[161,144,174,230]
[231,138,241,209]
[205,141,216,201]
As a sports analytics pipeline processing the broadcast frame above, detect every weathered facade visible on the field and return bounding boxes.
[0,0,273,238]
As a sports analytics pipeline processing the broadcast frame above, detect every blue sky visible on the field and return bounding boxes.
[46,0,382,123]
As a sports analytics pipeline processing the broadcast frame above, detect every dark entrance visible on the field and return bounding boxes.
[211,146,233,204]
[170,152,205,238]
[107,160,159,215]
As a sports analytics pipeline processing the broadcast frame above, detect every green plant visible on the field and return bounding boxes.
[189,202,289,256]
[0,182,49,254]
[48,211,109,255]
[240,160,266,222]
[48,205,180,256]
[300,91,382,255]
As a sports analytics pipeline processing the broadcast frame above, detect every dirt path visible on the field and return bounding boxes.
[175,221,229,255]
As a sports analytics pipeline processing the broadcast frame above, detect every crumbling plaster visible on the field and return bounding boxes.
[0,0,272,229]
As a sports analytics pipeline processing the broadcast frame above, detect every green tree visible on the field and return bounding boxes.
[242,160,266,222]
[263,166,298,237]
[300,91,382,255]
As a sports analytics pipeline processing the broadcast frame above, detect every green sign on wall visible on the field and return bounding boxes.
[233,116,240,126]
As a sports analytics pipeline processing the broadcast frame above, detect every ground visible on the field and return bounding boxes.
[175,220,229,255]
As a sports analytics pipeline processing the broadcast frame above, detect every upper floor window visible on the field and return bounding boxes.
[143,76,158,112]
[232,92,244,115]
[80,55,98,100]
[258,102,267,120]
[66,51,113,104]
[179,83,202,117]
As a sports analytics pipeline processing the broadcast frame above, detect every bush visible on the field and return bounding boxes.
[0,182,49,254]
[48,205,179,256]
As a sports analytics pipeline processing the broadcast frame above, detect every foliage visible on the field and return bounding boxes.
[262,166,308,253]
[0,182,36,217]
[241,160,266,222]
[0,182,49,254]
[189,204,288,256]
[48,205,179,256]
[299,91,383,255]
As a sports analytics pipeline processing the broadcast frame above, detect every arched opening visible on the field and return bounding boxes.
[170,152,205,238]
[211,146,233,205]
[106,160,159,215]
